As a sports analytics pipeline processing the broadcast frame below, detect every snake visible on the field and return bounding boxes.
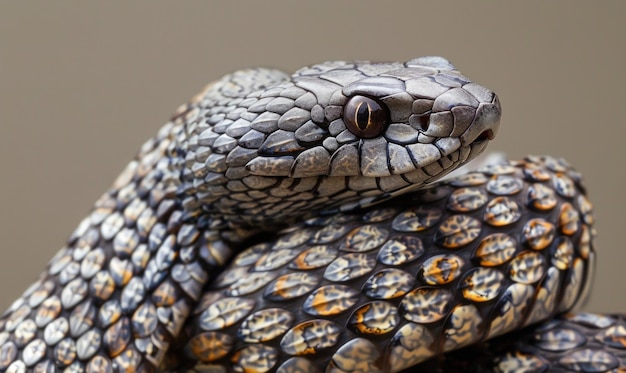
[0,56,617,372]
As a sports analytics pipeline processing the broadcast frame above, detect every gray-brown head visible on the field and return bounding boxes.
[175,57,501,230]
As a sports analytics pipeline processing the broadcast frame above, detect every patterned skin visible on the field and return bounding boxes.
[416,312,626,372]
[170,156,596,372]
[0,57,501,372]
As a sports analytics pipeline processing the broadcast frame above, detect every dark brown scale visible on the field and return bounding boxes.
[527,182,558,210]
[237,308,293,343]
[553,172,577,198]
[289,246,338,270]
[559,202,581,235]
[446,187,488,212]
[487,175,523,196]
[376,234,424,266]
[391,206,442,232]
[342,225,389,252]
[231,344,278,372]
[473,233,517,266]
[279,319,341,356]
[324,253,377,283]
[460,267,505,302]
[508,251,546,284]
[420,254,465,285]
[303,285,359,316]
[553,237,575,270]
[54,338,76,366]
[362,269,415,299]
[523,218,556,250]
[400,287,454,323]
[348,301,399,335]
[172,156,596,372]
[483,196,522,226]
[264,272,319,301]
[434,215,481,248]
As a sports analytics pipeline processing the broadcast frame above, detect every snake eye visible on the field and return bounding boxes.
[343,95,390,139]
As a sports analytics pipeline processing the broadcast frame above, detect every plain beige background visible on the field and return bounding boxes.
[0,2,624,313]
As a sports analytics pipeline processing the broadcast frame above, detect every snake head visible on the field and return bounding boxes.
[179,57,500,227]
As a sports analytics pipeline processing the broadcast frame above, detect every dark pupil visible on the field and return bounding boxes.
[356,102,370,130]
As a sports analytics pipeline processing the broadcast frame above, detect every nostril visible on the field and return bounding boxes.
[418,114,430,131]
[476,129,494,142]
[409,112,432,132]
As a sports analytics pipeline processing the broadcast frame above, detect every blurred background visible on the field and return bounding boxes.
[0,2,623,312]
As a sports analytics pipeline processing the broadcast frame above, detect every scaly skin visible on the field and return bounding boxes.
[0,57,500,372]
[170,155,595,372]
[415,312,626,372]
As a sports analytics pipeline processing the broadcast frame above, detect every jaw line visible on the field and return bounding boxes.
[343,139,490,212]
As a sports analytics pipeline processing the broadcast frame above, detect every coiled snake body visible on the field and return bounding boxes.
[0,57,616,372]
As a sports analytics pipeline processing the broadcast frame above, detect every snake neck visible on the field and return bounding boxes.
[0,119,250,372]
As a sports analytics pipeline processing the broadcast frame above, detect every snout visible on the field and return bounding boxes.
[459,84,502,145]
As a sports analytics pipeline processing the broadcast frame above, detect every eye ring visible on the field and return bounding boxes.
[343,95,390,139]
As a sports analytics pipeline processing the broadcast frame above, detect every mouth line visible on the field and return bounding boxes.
[409,138,489,180]
[391,131,493,179]
[334,138,490,214]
